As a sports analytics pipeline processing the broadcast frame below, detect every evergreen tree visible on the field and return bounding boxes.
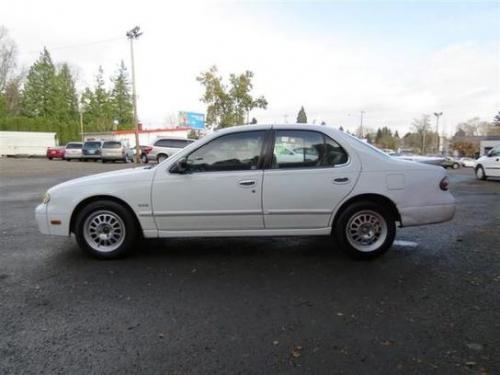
[394,130,400,139]
[296,106,307,123]
[110,61,133,126]
[53,63,78,121]
[23,48,57,117]
[81,66,113,131]
[250,117,257,124]
[494,111,500,127]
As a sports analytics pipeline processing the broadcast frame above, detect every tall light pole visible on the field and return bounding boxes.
[434,112,443,154]
[126,26,143,163]
[360,110,365,138]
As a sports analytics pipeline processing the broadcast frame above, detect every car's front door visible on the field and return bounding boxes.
[262,130,360,229]
[484,145,500,177]
[151,130,267,233]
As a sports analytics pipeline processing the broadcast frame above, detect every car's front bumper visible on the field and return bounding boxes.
[35,203,50,234]
[399,203,456,227]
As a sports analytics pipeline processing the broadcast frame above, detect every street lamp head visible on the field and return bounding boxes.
[434,112,443,117]
[126,26,142,39]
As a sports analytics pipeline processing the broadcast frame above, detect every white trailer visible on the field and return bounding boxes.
[0,131,57,157]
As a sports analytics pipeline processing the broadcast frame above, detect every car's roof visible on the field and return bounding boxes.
[214,124,342,136]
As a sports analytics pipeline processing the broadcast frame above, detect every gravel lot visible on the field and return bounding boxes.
[1,158,499,374]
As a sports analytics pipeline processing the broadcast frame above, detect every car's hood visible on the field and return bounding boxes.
[49,166,154,193]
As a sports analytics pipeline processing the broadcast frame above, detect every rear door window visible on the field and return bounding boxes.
[272,130,348,169]
[103,141,122,149]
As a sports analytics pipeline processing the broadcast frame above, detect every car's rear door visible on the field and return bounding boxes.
[262,129,360,229]
[151,130,268,232]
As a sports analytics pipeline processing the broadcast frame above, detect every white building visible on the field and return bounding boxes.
[82,127,192,146]
[0,131,57,156]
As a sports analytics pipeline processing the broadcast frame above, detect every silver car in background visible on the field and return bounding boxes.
[101,141,132,163]
[148,137,194,163]
[64,142,83,161]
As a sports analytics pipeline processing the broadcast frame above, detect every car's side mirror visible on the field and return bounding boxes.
[172,157,188,173]
[487,150,494,157]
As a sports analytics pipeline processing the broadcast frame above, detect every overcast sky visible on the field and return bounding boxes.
[3,0,499,134]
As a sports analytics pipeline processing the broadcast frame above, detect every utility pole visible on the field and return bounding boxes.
[79,110,84,142]
[434,112,443,154]
[126,26,143,163]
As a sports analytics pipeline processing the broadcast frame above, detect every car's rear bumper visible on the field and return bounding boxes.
[399,203,456,227]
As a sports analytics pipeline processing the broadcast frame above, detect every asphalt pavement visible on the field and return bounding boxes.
[0,158,499,374]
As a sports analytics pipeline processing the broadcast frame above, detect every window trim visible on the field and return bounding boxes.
[169,129,271,174]
[264,129,350,171]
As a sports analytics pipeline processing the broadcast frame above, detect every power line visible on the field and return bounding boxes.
[20,36,123,56]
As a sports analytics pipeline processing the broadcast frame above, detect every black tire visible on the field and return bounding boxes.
[334,201,396,260]
[74,200,139,259]
[48,157,53,160]
[102,159,107,163]
[452,163,459,169]
[141,154,148,164]
[475,165,486,180]
[157,154,168,163]
[66,158,71,162]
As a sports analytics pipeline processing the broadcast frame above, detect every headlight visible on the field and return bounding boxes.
[42,192,50,204]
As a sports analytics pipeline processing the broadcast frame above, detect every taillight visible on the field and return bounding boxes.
[144,146,153,154]
[439,177,449,191]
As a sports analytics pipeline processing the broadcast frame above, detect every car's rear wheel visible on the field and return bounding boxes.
[141,154,148,164]
[157,154,168,163]
[452,162,459,169]
[475,165,486,180]
[74,200,139,259]
[334,201,396,260]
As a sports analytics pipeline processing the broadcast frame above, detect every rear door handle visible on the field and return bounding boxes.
[239,179,256,187]
[333,177,350,184]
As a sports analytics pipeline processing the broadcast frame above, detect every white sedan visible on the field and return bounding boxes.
[36,124,456,260]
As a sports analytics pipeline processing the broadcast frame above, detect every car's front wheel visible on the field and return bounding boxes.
[74,200,139,259]
[452,162,460,169]
[475,165,486,180]
[334,201,396,260]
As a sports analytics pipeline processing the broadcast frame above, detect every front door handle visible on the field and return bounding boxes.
[239,180,256,187]
[333,177,350,184]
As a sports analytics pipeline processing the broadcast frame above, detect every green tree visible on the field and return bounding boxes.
[110,61,133,126]
[81,66,113,131]
[23,47,57,118]
[53,63,78,121]
[250,117,257,124]
[296,106,307,123]
[494,111,500,127]
[197,65,268,128]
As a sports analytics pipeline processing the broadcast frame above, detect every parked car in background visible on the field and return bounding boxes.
[101,141,132,163]
[459,157,475,168]
[46,146,65,160]
[148,137,194,163]
[441,157,461,169]
[81,141,103,161]
[64,142,83,161]
[36,124,455,260]
[121,145,152,163]
[475,145,500,180]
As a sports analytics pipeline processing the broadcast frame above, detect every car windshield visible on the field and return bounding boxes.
[102,141,121,149]
[84,142,101,149]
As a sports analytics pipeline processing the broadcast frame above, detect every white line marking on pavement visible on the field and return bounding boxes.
[394,240,418,248]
